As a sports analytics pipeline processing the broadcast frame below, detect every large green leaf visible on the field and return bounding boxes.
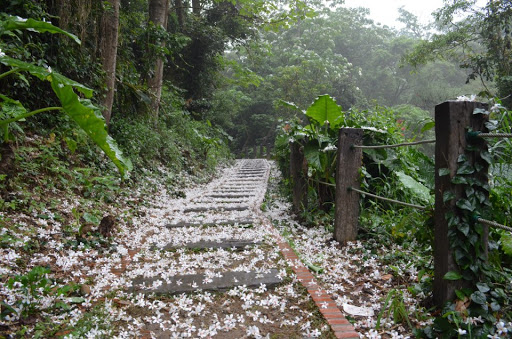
[0,15,81,44]
[396,171,432,204]
[304,143,322,171]
[50,77,132,177]
[305,94,343,129]
[0,55,130,176]
[0,56,92,98]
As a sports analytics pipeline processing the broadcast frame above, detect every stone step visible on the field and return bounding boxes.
[190,202,251,206]
[130,269,282,295]
[192,197,251,203]
[183,205,250,213]
[216,185,259,189]
[166,219,256,228]
[159,239,261,251]
[210,190,256,194]
[203,194,253,198]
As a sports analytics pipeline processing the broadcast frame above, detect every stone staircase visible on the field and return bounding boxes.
[130,159,283,295]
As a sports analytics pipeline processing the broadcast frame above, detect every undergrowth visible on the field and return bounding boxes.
[274,96,512,337]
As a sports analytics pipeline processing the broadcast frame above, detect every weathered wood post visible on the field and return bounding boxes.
[434,101,489,307]
[290,141,308,214]
[334,128,363,245]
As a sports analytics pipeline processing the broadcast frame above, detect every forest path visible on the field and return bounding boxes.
[112,159,357,338]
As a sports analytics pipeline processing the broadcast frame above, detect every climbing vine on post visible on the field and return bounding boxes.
[433,101,490,306]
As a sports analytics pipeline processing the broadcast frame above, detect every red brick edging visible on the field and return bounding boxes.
[265,219,360,339]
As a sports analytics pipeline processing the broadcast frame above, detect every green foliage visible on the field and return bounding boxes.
[0,14,80,43]
[406,0,512,107]
[110,94,232,180]
[420,106,512,338]
[4,266,79,320]
[0,14,132,177]
[377,289,413,331]
[275,95,435,234]
[305,95,344,130]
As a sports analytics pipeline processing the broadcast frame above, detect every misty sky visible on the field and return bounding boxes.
[342,0,488,28]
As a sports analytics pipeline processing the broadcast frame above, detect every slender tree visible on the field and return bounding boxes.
[99,0,120,126]
[148,0,170,118]
[192,0,201,15]
[174,0,185,29]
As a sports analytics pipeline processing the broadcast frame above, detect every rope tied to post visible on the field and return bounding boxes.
[350,139,436,150]
[348,186,430,211]
[467,131,512,139]
[471,214,512,233]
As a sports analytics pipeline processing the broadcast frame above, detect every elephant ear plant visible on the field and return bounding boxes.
[0,14,132,178]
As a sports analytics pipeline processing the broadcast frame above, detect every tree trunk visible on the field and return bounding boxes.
[99,0,120,126]
[192,0,201,15]
[148,0,169,118]
[175,0,184,29]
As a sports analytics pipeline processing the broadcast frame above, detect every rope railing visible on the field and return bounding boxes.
[348,186,429,211]
[309,178,336,187]
[351,139,436,150]
[477,133,512,139]
[477,218,512,233]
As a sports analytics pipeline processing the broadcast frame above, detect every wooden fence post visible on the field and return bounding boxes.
[334,128,363,245]
[290,141,307,214]
[434,100,489,307]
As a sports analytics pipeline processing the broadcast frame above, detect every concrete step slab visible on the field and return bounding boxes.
[183,205,250,213]
[130,269,282,295]
[160,239,262,251]
[166,219,256,228]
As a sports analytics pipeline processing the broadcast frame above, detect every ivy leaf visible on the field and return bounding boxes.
[457,163,474,175]
[443,191,456,202]
[465,186,475,197]
[475,190,487,204]
[455,289,466,300]
[456,198,475,212]
[458,223,470,236]
[470,291,487,305]
[476,282,490,293]
[444,271,462,280]
[480,151,492,164]
[474,162,484,172]
[305,94,343,130]
[490,301,501,312]
[451,176,468,185]
[438,168,450,176]
[457,154,467,163]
